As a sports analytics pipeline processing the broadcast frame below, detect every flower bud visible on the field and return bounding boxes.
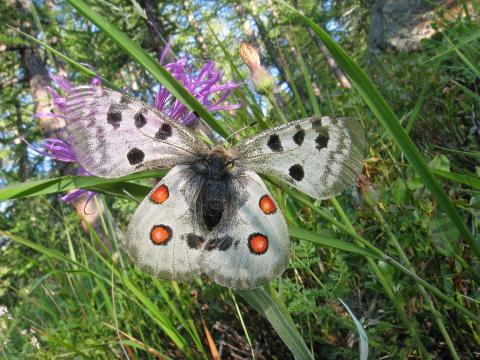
[240,43,275,96]
[240,43,260,72]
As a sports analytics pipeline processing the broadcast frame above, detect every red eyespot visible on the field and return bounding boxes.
[150,184,169,204]
[248,233,268,255]
[259,194,277,215]
[150,225,172,245]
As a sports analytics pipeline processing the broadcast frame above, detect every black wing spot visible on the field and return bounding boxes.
[134,111,147,128]
[127,147,145,165]
[289,164,304,181]
[267,134,283,152]
[205,236,234,251]
[155,123,173,140]
[107,110,122,129]
[315,132,329,151]
[186,233,205,249]
[293,128,305,146]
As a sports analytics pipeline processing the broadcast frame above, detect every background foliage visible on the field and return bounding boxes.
[1,0,480,358]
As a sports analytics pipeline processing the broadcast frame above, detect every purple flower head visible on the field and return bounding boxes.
[155,36,242,125]
[29,137,96,204]
[36,38,241,204]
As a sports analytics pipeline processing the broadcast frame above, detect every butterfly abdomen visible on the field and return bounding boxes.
[201,179,228,230]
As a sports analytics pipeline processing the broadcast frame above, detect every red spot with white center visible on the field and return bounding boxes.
[259,194,277,215]
[248,233,268,255]
[150,225,172,245]
[150,184,169,204]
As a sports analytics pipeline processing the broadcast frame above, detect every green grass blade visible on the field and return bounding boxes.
[1,229,191,354]
[65,0,229,138]
[288,226,381,259]
[0,170,163,201]
[339,298,368,360]
[277,0,480,260]
[237,287,314,360]
[433,169,480,189]
[444,34,480,78]
[423,29,480,62]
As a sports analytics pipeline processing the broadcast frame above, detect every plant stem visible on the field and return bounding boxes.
[265,92,288,124]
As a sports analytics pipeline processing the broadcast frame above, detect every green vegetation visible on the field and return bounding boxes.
[1,1,479,358]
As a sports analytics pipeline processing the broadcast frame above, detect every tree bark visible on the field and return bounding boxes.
[139,0,174,62]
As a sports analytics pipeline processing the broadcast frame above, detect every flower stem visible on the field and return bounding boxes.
[265,92,288,124]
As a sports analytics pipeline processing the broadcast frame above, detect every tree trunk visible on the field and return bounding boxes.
[139,0,174,62]
[307,28,351,89]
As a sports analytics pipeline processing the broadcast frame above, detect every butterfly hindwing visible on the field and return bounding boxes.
[65,85,208,178]
[125,165,204,280]
[233,117,364,200]
[199,172,289,289]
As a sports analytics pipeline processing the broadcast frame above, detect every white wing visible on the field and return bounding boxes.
[232,117,364,200]
[200,172,289,289]
[65,85,208,177]
[125,165,204,280]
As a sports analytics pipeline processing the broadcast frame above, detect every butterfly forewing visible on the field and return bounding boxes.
[233,116,364,200]
[200,172,289,289]
[126,165,204,280]
[65,85,207,178]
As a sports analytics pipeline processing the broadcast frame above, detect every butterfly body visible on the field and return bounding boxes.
[191,145,235,230]
[64,85,364,289]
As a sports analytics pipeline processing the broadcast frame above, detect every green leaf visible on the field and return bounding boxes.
[237,287,314,360]
[429,155,450,172]
[277,0,480,260]
[65,0,230,139]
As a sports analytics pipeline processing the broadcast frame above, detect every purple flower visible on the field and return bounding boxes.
[155,36,242,125]
[36,38,241,203]
[29,137,96,203]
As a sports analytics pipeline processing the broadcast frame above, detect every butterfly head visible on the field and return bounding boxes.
[194,145,235,179]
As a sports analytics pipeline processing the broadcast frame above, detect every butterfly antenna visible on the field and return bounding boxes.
[224,121,257,142]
